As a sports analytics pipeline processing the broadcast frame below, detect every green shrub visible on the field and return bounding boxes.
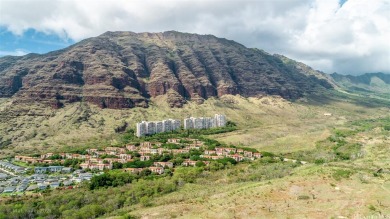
[173,167,203,183]
[140,196,152,207]
[297,195,310,200]
[332,169,353,181]
[260,151,275,157]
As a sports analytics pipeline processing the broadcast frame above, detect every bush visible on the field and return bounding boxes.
[195,161,206,167]
[173,167,203,183]
[216,157,237,165]
[368,204,376,211]
[297,195,310,200]
[139,196,152,207]
[260,151,275,157]
[314,159,325,165]
[124,160,153,168]
[332,169,353,181]
[89,171,135,190]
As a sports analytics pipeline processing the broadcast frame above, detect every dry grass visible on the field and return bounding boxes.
[0,94,388,158]
[128,165,390,219]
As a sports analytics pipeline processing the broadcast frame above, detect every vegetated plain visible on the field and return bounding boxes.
[0,89,389,218]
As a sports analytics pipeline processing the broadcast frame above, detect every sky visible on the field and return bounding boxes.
[0,0,389,75]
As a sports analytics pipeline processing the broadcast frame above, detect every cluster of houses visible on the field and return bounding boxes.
[0,170,94,194]
[201,147,262,162]
[12,138,262,177]
[122,161,175,175]
[3,135,265,194]
[79,139,209,173]
[34,166,73,174]
[0,161,26,174]
[136,114,227,137]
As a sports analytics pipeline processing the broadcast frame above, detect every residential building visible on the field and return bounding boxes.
[136,122,147,137]
[155,121,163,133]
[34,167,48,174]
[167,138,180,143]
[62,167,73,173]
[48,166,63,172]
[162,120,172,132]
[34,166,63,174]
[136,119,181,137]
[154,162,173,168]
[50,182,60,189]
[172,119,181,130]
[146,122,156,135]
[37,183,48,190]
[0,173,8,181]
[119,154,132,160]
[3,186,16,193]
[149,167,164,175]
[183,114,226,130]
[184,118,193,129]
[140,155,150,161]
[214,114,226,127]
[26,185,38,191]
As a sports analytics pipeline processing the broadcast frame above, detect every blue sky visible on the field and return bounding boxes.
[0,0,388,75]
[0,27,74,56]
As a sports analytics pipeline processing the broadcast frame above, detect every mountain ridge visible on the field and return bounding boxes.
[330,72,390,98]
[0,31,333,109]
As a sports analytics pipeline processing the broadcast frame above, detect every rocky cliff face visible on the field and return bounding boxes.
[0,31,333,109]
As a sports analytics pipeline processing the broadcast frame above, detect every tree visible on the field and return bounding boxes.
[112,162,123,169]
[173,167,203,183]
[195,161,206,167]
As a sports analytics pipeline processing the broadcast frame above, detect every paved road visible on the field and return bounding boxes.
[0,167,17,176]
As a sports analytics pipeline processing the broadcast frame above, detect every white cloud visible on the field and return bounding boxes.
[0,0,389,74]
[0,49,29,56]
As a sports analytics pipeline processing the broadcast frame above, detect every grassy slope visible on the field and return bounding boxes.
[116,92,388,219]
[115,116,390,219]
[126,168,389,219]
[2,90,388,157]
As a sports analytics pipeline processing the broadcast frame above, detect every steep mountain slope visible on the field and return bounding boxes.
[0,31,333,109]
[330,72,390,98]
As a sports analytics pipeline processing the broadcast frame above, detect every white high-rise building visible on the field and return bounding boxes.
[146,122,156,135]
[183,114,227,130]
[136,115,226,137]
[136,118,181,137]
[214,114,226,127]
[194,117,204,129]
[203,117,214,129]
[136,122,147,137]
[162,120,172,132]
[171,119,181,130]
[155,121,163,134]
[184,118,193,129]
